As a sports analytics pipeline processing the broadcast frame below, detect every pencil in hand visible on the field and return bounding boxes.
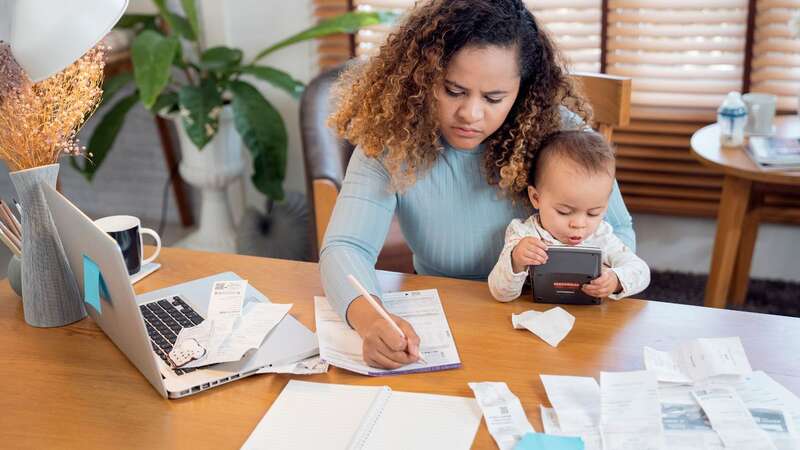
[346,274,426,364]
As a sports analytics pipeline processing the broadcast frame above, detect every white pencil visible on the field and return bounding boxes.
[347,274,426,364]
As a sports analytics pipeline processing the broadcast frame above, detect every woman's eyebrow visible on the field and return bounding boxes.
[444,79,509,96]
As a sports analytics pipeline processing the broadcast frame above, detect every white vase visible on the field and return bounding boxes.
[172,106,244,253]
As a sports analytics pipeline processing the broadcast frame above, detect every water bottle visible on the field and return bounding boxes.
[717,91,747,147]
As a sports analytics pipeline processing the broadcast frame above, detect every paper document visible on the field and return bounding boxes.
[468,381,535,450]
[540,375,602,449]
[241,380,481,450]
[314,289,461,376]
[693,387,777,450]
[512,307,575,347]
[644,337,752,383]
[170,281,292,368]
[540,406,601,450]
[258,355,329,375]
[600,371,665,450]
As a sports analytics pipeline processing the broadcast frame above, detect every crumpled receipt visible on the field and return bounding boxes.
[511,307,575,347]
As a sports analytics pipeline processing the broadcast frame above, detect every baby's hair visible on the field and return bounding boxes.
[528,130,615,187]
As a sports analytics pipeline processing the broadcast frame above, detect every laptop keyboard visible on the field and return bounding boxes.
[139,296,205,376]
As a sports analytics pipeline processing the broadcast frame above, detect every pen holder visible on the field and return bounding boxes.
[7,254,22,298]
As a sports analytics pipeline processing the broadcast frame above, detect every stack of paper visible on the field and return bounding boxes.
[537,337,799,450]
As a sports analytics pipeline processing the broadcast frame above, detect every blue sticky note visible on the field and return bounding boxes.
[82,254,102,313]
[514,432,584,450]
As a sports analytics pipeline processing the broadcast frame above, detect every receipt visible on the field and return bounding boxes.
[468,382,535,450]
[600,371,665,450]
[644,337,752,383]
[512,307,575,347]
[170,281,292,368]
[540,406,602,450]
[692,387,777,450]
[540,375,602,450]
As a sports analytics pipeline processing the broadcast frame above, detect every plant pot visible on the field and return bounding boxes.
[9,163,85,327]
[171,106,244,253]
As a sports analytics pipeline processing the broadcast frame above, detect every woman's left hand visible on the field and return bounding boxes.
[582,268,621,299]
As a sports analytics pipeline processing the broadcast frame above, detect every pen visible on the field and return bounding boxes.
[347,274,427,364]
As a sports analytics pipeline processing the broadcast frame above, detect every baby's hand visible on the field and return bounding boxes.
[511,237,548,273]
[582,268,621,299]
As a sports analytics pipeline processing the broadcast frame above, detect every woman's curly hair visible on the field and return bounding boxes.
[329,0,592,199]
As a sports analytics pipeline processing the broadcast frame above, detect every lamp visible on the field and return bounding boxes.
[0,0,128,82]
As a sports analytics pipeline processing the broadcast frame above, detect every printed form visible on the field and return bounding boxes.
[314,289,460,376]
[600,371,665,450]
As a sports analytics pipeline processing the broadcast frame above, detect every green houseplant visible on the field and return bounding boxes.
[78,0,395,201]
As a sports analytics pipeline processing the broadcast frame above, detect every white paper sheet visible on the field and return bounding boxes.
[644,337,752,383]
[692,387,776,450]
[540,375,601,432]
[511,307,575,347]
[314,290,460,376]
[468,381,535,450]
[258,355,329,375]
[540,406,603,450]
[600,370,665,450]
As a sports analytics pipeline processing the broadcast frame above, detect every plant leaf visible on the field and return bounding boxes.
[101,72,133,105]
[132,30,179,109]
[115,14,157,30]
[180,0,200,38]
[178,78,223,149]
[152,90,179,115]
[201,46,243,71]
[253,11,398,62]
[79,93,140,181]
[238,65,305,99]
[152,0,196,40]
[229,80,287,200]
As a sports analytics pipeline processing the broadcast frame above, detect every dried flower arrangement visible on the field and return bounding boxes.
[0,44,106,171]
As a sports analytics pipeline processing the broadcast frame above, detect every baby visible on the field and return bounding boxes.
[488,130,650,302]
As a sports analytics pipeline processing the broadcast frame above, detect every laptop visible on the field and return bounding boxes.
[43,184,319,399]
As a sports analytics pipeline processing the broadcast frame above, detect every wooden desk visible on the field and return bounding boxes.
[690,116,800,309]
[1,247,799,449]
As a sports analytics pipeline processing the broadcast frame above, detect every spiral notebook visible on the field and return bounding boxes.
[241,380,482,450]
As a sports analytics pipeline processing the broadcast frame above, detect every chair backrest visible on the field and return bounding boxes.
[571,72,632,141]
[300,66,632,252]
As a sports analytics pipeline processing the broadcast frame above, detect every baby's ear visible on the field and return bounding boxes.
[527,186,540,209]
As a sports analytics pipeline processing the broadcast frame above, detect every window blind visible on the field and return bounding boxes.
[352,0,603,72]
[606,0,748,121]
[750,0,800,112]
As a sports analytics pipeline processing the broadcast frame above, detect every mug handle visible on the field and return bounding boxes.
[140,227,162,265]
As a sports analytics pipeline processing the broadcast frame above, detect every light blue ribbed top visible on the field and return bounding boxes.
[319,142,636,320]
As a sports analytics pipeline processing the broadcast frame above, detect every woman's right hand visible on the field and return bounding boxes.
[511,236,549,273]
[346,296,421,369]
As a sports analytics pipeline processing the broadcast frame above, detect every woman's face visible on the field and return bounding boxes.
[435,45,521,150]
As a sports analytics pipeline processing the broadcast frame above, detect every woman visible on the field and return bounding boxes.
[321,0,636,369]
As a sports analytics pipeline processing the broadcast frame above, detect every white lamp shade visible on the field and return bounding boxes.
[3,0,128,82]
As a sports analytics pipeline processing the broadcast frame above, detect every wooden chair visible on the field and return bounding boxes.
[300,67,631,273]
